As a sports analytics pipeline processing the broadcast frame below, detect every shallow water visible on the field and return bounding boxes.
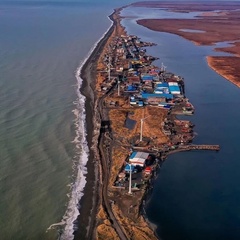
[0,1,116,239]
[180,28,205,33]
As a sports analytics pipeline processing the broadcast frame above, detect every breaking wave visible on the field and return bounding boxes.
[47,14,113,240]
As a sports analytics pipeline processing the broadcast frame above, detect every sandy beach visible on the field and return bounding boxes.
[74,11,116,240]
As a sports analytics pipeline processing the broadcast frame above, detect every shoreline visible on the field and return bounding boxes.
[206,56,240,88]
[73,10,117,240]
[91,7,191,240]
[73,3,222,240]
[75,5,218,239]
[137,17,240,88]
[133,1,240,89]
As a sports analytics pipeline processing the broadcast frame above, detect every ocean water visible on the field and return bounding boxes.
[122,6,240,240]
[2,1,239,240]
[0,0,137,239]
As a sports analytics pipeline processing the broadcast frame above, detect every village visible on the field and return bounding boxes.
[97,34,198,184]
[95,31,220,239]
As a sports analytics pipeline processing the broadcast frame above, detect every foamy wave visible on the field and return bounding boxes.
[47,14,114,240]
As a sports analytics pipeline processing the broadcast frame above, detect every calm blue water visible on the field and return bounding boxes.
[122,6,240,240]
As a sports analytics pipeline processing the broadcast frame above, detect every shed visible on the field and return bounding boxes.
[127,85,137,91]
[142,75,153,81]
[155,82,169,89]
[144,166,152,175]
[125,164,136,173]
[138,101,144,107]
[130,96,137,105]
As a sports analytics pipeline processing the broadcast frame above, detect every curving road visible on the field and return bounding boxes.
[98,92,128,240]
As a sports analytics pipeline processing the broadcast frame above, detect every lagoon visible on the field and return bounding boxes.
[121,5,240,240]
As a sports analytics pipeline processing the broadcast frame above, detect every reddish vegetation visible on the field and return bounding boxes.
[137,16,240,46]
[132,1,240,12]
[133,1,240,87]
[207,56,240,87]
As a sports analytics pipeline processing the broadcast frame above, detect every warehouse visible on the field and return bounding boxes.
[129,151,149,167]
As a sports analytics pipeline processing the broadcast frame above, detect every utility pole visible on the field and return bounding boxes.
[161,62,167,72]
[108,62,111,81]
[118,80,120,96]
[128,163,132,194]
[140,116,150,142]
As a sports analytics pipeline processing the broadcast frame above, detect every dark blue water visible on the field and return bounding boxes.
[121,6,240,240]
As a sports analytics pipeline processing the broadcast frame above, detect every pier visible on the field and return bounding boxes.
[166,144,220,156]
[131,144,220,155]
[179,144,220,151]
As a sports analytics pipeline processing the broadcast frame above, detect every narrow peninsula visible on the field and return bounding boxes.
[79,5,220,240]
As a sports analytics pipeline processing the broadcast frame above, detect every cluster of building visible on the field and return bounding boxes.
[114,151,157,189]
[99,34,196,192]
[99,35,195,116]
[127,71,184,109]
[162,118,195,145]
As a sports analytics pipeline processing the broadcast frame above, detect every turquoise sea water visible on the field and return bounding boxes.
[122,5,240,240]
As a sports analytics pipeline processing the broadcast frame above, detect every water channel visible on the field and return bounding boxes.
[121,6,240,240]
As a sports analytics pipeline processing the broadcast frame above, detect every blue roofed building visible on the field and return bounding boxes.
[155,82,169,89]
[168,82,181,95]
[125,164,136,173]
[141,75,154,81]
[141,93,173,100]
[154,82,170,94]
[127,85,137,92]
[129,152,149,167]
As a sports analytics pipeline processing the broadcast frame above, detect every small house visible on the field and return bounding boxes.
[125,164,136,173]
[144,166,152,175]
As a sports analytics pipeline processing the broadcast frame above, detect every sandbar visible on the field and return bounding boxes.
[133,1,240,87]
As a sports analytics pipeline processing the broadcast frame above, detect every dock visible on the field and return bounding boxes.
[179,144,220,151]
[166,144,220,155]
[131,144,220,156]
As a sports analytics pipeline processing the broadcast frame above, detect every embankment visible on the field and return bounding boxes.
[73,10,117,240]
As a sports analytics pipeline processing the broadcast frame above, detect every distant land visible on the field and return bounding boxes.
[133,1,240,87]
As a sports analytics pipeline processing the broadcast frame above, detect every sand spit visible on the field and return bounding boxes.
[77,3,220,240]
[207,56,240,87]
[93,8,158,240]
[134,1,240,87]
[73,6,157,239]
